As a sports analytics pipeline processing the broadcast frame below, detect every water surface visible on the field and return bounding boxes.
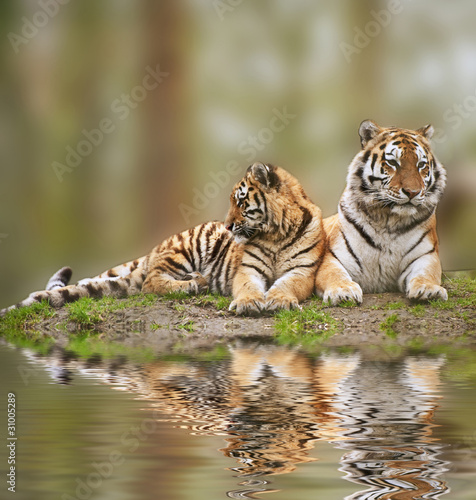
[1,337,476,499]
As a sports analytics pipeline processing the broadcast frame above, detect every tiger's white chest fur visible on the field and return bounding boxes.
[334,195,435,293]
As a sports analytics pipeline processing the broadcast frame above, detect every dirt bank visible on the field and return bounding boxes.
[18,275,475,352]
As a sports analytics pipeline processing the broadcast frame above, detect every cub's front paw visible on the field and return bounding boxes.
[183,272,209,294]
[322,281,363,306]
[229,294,266,316]
[265,290,299,312]
[407,280,448,302]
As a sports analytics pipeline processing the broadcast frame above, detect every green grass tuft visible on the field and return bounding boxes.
[337,299,359,308]
[409,304,426,317]
[379,313,400,338]
[65,294,158,328]
[0,300,55,331]
[66,298,103,327]
[274,305,340,345]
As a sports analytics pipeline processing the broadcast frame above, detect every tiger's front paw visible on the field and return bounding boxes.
[265,290,300,312]
[183,272,209,294]
[322,281,363,306]
[407,280,448,302]
[229,294,266,316]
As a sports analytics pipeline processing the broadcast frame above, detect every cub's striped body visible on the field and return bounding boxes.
[2,163,324,316]
[316,120,447,304]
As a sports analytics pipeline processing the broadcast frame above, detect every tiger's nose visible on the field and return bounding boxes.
[402,187,420,200]
[226,224,234,231]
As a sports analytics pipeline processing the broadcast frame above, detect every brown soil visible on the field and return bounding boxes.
[34,289,476,352]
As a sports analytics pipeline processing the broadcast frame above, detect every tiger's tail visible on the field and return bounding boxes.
[0,257,148,316]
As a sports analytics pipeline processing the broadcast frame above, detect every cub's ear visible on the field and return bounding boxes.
[359,120,381,148]
[417,124,434,140]
[247,162,279,188]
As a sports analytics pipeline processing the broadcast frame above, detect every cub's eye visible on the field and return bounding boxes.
[386,159,399,169]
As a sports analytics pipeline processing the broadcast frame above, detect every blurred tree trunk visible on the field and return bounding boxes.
[141,1,189,243]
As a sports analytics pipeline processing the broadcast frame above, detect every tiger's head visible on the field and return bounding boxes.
[225,162,283,243]
[225,162,309,244]
[347,120,447,218]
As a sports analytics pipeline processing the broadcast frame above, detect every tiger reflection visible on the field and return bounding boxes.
[19,342,449,498]
[332,355,449,500]
[20,341,359,477]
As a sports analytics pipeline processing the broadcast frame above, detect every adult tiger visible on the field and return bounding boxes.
[315,120,447,305]
[1,163,324,316]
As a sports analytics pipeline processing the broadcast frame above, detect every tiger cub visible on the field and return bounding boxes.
[2,163,324,316]
[315,120,447,305]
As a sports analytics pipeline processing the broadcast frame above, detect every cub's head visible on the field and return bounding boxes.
[225,162,286,243]
[348,120,446,216]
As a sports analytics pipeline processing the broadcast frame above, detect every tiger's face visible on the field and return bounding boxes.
[350,120,446,216]
[225,162,280,243]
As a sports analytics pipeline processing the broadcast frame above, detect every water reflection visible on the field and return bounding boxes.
[331,356,449,499]
[19,341,450,499]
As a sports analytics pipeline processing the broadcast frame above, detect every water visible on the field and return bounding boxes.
[1,337,476,500]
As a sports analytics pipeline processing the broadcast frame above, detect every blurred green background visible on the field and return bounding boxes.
[1,0,476,307]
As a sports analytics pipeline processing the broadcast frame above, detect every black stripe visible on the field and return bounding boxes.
[368,175,384,183]
[255,191,268,221]
[110,280,123,292]
[164,257,190,275]
[341,231,363,271]
[360,177,371,194]
[289,240,320,260]
[179,245,194,270]
[195,223,206,271]
[329,249,346,269]
[183,228,196,270]
[247,241,273,260]
[403,229,432,259]
[391,208,434,235]
[61,288,80,303]
[240,263,272,289]
[280,206,312,252]
[210,232,227,262]
[354,165,364,179]
[85,283,103,299]
[340,203,381,250]
[246,208,263,216]
[370,153,378,172]
[224,258,234,294]
[362,150,371,162]
[244,248,272,271]
[212,239,233,292]
[428,169,441,194]
[281,261,318,274]
[400,246,436,282]
[204,224,216,262]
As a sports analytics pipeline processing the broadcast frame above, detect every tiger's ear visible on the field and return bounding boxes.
[359,120,381,148]
[247,162,279,189]
[417,124,434,140]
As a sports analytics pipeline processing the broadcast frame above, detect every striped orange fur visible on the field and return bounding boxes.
[2,163,324,316]
[315,120,447,305]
